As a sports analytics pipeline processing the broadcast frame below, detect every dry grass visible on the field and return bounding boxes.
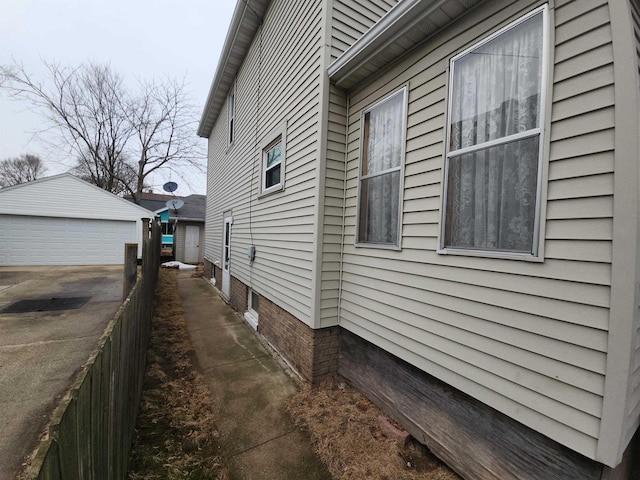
[128,269,227,480]
[287,377,460,480]
[191,263,205,278]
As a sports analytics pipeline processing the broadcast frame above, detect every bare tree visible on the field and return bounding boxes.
[127,77,203,202]
[0,154,46,187]
[70,151,137,196]
[0,61,203,202]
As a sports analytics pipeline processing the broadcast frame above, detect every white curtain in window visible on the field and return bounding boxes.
[446,13,543,252]
[359,92,404,244]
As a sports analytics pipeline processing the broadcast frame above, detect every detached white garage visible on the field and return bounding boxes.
[0,174,154,266]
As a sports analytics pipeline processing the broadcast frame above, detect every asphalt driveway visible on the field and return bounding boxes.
[0,266,124,480]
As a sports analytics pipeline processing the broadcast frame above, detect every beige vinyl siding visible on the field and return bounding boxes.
[330,0,399,61]
[338,0,616,460]
[320,0,398,326]
[625,0,640,448]
[204,0,324,325]
[319,85,348,326]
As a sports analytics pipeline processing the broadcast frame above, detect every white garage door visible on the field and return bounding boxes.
[0,215,137,266]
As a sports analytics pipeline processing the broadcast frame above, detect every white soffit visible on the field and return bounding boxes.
[197,0,271,138]
[328,0,482,90]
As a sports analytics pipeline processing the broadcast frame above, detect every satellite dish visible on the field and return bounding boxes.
[163,181,178,193]
[166,199,184,210]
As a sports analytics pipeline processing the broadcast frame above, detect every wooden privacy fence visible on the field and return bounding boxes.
[23,219,161,480]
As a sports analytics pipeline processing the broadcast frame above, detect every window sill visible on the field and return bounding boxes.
[225,141,235,155]
[355,242,401,251]
[244,310,259,330]
[258,185,284,199]
[437,247,543,262]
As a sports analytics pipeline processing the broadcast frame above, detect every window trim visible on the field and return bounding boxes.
[355,86,408,250]
[244,288,259,331]
[259,121,287,197]
[438,5,550,261]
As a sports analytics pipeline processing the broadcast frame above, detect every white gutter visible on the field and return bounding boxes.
[327,0,449,86]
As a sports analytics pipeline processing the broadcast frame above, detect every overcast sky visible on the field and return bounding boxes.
[0,0,236,195]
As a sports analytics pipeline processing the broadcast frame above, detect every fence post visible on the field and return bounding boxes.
[123,244,138,301]
[141,218,150,240]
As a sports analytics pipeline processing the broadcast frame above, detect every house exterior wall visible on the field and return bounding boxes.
[318,84,349,327]
[318,0,399,327]
[598,0,640,466]
[202,0,639,472]
[338,0,619,462]
[330,0,399,61]
[204,0,326,327]
[628,0,640,446]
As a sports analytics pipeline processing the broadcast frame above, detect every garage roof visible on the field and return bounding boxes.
[0,173,154,221]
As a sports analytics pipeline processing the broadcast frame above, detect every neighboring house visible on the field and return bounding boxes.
[128,193,206,263]
[198,0,640,479]
[0,173,153,265]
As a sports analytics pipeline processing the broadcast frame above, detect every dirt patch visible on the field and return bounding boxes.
[128,269,227,480]
[286,377,460,480]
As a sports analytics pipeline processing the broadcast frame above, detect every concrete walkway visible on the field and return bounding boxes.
[178,276,332,480]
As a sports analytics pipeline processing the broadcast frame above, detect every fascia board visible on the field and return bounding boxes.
[327,0,447,87]
[197,0,270,138]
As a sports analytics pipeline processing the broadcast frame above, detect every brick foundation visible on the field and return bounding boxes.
[258,294,339,384]
[213,273,339,384]
[215,266,222,288]
[204,259,213,279]
[203,259,222,289]
[229,275,248,313]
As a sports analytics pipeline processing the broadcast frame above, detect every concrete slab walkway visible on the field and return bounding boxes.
[177,276,332,480]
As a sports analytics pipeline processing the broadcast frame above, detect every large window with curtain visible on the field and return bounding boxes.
[442,6,548,256]
[357,88,406,247]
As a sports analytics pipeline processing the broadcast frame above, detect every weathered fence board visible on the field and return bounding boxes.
[36,441,60,480]
[57,397,79,479]
[76,371,92,478]
[23,220,161,479]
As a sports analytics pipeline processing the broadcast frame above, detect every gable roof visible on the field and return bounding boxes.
[0,173,154,221]
[328,0,482,89]
[197,0,271,138]
[127,192,206,222]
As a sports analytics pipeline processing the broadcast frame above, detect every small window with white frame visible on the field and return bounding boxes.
[260,122,286,195]
[228,81,236,145]
[248,289,259,315]
[441,6,548,258]
[244,288,259,330]
[356,87,407,248]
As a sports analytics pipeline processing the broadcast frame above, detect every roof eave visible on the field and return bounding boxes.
[328,0,459,89]
[197,0,270,138]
